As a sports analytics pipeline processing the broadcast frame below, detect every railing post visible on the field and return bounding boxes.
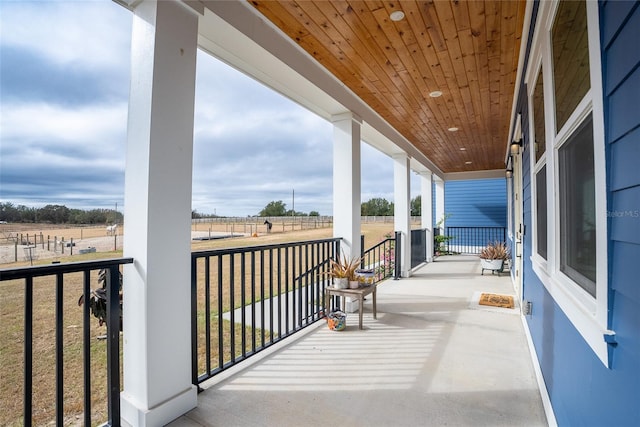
[394,231,401,280]
[190,255,199,389]
[360,234,365,268]
[24,277,33,427]
[106,266,121,427]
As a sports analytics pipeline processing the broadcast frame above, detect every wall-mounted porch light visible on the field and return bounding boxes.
[510,140,523,155]
[511,113,523,155]
[505,156,513,178]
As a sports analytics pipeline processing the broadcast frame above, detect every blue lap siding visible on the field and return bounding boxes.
[431,178,507,227]
[517,1,640,425]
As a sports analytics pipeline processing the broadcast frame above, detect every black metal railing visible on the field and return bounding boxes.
[191,238,340,385]
[360,235,397,281]
[410,228,427,268]
[2,233,401,425]
[0,258,133,427]
[191,234,399,385]
[444,226,507,254]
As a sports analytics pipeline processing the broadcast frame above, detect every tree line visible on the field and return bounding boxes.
[258,196,422,217]
[360,196,422,216]
[0,203,122,225]
[1,196,422,225]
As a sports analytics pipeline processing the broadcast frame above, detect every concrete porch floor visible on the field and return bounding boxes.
[169,255,548,427]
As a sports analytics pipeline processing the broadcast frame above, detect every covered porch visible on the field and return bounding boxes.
[171,256,548,426]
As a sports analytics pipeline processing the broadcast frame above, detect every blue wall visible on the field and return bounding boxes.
[445,179,507,227]
[431,178,507,227]
[520,1,640,425]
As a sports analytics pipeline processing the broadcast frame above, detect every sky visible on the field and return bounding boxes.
[0,0,421,217]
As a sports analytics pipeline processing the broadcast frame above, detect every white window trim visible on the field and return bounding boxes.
[526,0,612,367]
[527,54,548,272]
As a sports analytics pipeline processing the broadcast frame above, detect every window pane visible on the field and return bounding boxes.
[533,68,546,163]
[552,0,590,132]
[559,114,596,296]
[536,165,547,259]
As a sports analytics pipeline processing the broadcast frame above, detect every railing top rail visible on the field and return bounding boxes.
[363,237,394,254]
[0,257,134,281]
[191,237,341,259]
[446,226,507,229]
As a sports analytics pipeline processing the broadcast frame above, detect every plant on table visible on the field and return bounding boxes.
[327,252,361,288]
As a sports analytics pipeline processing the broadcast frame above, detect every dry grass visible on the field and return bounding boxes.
[0,222,394,425]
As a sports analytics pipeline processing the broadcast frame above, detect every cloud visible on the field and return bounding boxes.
[0,1,130,210]
[0,1,422,218]
[0,1,132,70]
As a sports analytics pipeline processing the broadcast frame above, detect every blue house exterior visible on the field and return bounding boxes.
[432,178,507,250]
[443,179,507,228]
[510,1,640,425]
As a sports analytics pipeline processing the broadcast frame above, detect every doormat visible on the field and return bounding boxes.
[478,293,514,309]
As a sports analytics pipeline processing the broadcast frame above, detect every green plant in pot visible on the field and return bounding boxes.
[78,268,123,332]
[479,241,510,273]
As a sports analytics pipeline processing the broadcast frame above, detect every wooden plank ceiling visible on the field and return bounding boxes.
[248,0,527,173]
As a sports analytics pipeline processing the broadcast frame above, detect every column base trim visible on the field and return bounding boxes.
[121,385,197,427]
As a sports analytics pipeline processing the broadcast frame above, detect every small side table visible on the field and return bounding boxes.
[325,283,377,329]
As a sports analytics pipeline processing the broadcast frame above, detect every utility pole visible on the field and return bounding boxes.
[292,189,295,216]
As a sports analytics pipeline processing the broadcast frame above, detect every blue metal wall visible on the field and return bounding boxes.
[520,1,640,425]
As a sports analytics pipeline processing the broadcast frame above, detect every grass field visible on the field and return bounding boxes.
[0,222,394,425]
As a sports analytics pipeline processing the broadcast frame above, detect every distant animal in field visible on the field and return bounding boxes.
[106,224,118,235]
[264,220,272,233]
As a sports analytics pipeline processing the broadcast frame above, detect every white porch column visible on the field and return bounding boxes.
[393,154,411,277]
[332,113,362,258]
[420,171,433,262]
[121,1,199,425]
[435,176,445,232]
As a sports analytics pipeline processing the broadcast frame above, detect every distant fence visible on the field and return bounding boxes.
[2,231,119,264]
[193,216,421,226]
[443,227,507,254]
[192,216,333,234]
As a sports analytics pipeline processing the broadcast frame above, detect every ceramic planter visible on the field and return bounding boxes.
[334,277,348,289]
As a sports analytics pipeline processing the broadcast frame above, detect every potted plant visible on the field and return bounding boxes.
[479,241,510,274]
[327,253,361,289]
[78,268,123,332]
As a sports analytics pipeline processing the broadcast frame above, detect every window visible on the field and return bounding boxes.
[532,66,547,260]
[525,0,609,366]
[536,165,547,259]
[559,114,596,296]
[533,69,546,163]
[552,0,590,132]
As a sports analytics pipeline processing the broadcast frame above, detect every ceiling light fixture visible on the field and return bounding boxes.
[459,147,466,151]
[429,91,442,98]
[390,10,405,21]
[448,127,459,132]
[465,161,473,165]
